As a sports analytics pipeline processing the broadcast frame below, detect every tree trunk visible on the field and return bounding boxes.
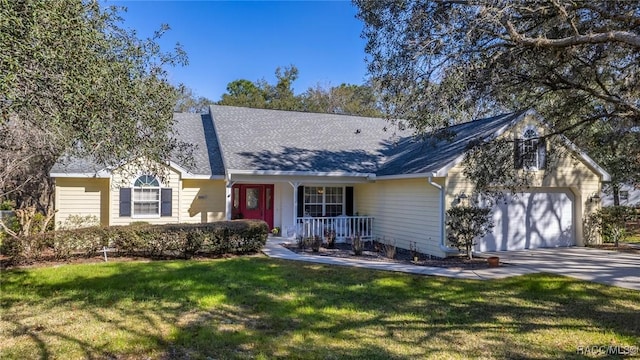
[613,185,620,206]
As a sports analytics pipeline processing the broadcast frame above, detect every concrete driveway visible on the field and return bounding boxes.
[481,247,640,291]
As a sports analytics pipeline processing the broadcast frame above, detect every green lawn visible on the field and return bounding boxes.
[627,227,640,243]
[1,257,639,359]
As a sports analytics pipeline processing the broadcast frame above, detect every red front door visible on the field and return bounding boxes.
[232,184,274,229]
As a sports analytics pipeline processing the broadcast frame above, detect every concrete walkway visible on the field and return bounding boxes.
[262,238,538,281]
[263,238,640,290]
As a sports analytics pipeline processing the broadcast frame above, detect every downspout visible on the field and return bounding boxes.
[427,176,457,254]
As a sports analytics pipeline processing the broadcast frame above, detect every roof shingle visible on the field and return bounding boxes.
[210,105,522,176]
[51,106,523,178]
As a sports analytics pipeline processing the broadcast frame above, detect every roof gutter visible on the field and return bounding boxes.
[50,171,111,178]
[181,174,225,180]
[227,169,376,179]
[427,176,458,255]
[376,172,436,180]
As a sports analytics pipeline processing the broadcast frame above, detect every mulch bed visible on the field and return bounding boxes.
[282,241,492,270]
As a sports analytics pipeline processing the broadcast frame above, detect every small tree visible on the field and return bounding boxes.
[446,206,494,259]
[597,206,635,247]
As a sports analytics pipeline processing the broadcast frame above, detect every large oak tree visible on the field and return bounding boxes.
[1,0,188,213]
[355,0,640,197]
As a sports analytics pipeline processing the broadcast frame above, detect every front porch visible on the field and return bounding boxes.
[224,176,375,241]
[295,215,374,241]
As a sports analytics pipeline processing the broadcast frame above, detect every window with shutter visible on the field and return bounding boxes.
[161,188,172,217]
[130,175,164,217]
[119,188,131,217]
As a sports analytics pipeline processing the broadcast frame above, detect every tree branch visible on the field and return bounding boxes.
[501,19,640,48]
[0,218,18,239]
[547,71,640,115]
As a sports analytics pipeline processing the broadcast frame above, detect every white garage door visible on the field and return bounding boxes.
[476,190,575,252]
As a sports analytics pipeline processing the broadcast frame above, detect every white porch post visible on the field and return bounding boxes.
[225,178,235,220]
[289,181,300,236]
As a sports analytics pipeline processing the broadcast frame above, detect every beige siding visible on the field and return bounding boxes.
[180,179,226,223]
[110,165,181,226]
[355,178,444,257]
[54,178,109,229]
[354,183,377,221]
[445,116,603,246]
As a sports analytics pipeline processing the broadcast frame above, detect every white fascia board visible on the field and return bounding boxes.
[557,135,612,181]
[501,109,612,180]
[429,109,611,181]
[181,174,225,180]
[227,169,375,179]
[433,110,531,177]
[376,172,437,180]
[499,109,611,181]
[50,171,111,178]
[434,154,466,177]
[167,161,189,175]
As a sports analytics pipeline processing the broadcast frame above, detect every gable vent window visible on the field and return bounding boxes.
[515,127,546,171]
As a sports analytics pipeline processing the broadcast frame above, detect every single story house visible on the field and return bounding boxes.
[50,106,610,257]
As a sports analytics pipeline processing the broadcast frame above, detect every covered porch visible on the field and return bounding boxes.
[296,215,374,242]
[223,171,375,241]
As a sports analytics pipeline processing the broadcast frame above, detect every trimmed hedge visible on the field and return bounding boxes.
[0,220,268,266]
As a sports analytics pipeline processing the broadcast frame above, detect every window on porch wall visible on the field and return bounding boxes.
[304,186,343,217]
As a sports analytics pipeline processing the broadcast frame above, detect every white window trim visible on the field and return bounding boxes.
[132,175,162,218]
[521,126,540,171]
[323,186,345,217]
[304,186,346,217]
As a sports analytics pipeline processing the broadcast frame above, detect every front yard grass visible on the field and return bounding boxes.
[1,257,639,359]
[627,226,640,243]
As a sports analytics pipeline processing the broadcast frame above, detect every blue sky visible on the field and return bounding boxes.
[107,1,369,102]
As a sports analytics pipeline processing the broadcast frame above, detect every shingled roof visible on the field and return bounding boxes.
[209,105,401,174]
[51,106,525,178]
[377,112,524,176]
[209,105,524,177]
[172,112,225,176]
[51,113,225,177]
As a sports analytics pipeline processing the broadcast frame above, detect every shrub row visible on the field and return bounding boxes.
[0,220,269,266]
[584,205,637,245]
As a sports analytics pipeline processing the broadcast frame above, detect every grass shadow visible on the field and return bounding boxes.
[1,258,639,359]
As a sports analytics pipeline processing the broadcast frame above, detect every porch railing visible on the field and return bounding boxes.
[295,216,374,241]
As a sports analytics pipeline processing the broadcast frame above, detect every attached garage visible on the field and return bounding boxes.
[476,189,575,252]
